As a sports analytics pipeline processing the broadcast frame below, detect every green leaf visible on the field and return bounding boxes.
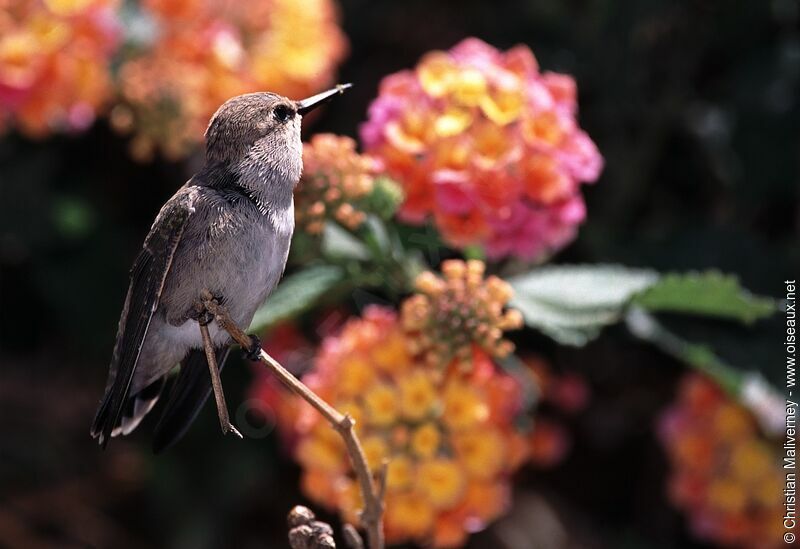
[363,215,391,255]
[248,265,343,332]
[634,271,777,324]
[508,265,659,346]
[321,222,370,260]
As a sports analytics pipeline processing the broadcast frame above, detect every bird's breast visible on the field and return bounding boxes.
[160,199,293,331]
[268,202,295,238]
[211,212,292,323]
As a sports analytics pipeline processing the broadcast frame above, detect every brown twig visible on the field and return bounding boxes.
[198,321,242,438]
[200,290,385,549]
[342,524,365,549]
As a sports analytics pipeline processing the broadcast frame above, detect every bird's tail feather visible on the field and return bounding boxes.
[91,377,166,445]
[112,378,166,436]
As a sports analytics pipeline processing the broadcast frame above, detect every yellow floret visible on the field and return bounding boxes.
[442,381,489,431]
[364,383,400,427]
[411,423,441,459]
[399,371,437,421]
[453,428,505,479]
[416,458,466,509]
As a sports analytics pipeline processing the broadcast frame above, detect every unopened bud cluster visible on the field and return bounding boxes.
[401,259,523,367]
[296,134,379,234]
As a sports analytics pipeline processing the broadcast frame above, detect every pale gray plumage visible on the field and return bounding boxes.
[91,86,349,450]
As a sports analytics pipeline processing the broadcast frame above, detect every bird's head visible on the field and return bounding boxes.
[204,84,352,181]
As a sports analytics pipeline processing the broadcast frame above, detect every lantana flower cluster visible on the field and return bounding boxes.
[360,38,603,260]
[295,134,379,234]
[112,0,348,160]
[0,0,348,155]
[253,261,528,547]
[402,259,522,367]
[0,0,120,136]
[659,374,786,548]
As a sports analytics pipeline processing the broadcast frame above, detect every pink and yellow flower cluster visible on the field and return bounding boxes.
[253,261,529,547]
[295,134,379,234]
[659,374,786,548]
[361,38,603,260]
[0,0,120,135]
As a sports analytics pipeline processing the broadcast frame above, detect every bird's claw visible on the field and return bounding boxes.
[242,334,262,361]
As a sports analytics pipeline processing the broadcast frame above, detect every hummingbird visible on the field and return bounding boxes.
[91,84,351,452]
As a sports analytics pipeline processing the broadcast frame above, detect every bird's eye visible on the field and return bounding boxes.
[273,104,293,123]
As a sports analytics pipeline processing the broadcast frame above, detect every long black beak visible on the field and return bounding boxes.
[296,83,352,115]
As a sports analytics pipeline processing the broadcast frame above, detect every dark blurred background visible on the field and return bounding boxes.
[0,1,797,547]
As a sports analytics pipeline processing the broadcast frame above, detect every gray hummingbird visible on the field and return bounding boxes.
[91,84,351,452]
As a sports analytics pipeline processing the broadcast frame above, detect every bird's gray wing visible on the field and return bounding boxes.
[151,346,232,453]
[91,189,198,447]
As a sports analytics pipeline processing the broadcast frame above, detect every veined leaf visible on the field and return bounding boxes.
[634,271,777,324]
[508,265,659,346]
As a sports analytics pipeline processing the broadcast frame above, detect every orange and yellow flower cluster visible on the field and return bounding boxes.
[360,38,603,260]
[0,0,120,136]
[274,306,528,547]
[0,0,348,159]
[659,374,786,548]
[251,261,529,547]
[113,0,348,160]
[402,259,522,367]
[295,134,379,234]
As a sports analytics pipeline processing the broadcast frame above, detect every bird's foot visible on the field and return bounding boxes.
[242,334,262,361]
[194,291,224,326]
[196,309,214,327]
[222,422,243,439]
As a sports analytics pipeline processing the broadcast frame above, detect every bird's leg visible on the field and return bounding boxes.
[197,309,243,439]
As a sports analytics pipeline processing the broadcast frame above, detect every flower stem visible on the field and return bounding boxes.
[624,306,744,395]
